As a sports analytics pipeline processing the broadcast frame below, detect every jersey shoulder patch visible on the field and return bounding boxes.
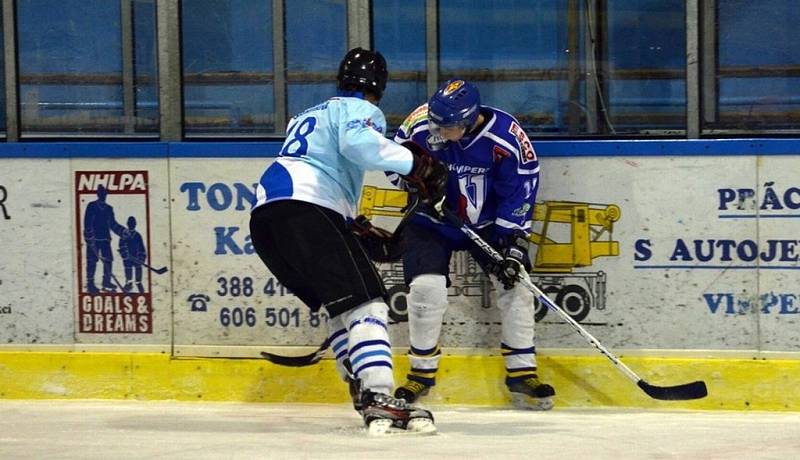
[344,99,387,134]
[400,104,429,135]
[508,121,536,164]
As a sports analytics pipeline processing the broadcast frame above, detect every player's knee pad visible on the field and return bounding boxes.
[408,274,448,320]
[493,272,534,313]
[492,273,536,348]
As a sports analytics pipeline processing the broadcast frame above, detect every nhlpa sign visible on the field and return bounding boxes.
[74,171,154,333]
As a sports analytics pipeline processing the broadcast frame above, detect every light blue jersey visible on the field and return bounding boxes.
[254,96,414,218]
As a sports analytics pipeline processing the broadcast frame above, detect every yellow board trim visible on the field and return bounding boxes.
[0,351,798,411]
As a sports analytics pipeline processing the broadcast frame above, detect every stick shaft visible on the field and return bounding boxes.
[445,212,643,385]
[442,208,707,400]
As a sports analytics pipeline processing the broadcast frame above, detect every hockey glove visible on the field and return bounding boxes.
[350,215,403,263]
[495,231,529,290]
[400,141,448,212]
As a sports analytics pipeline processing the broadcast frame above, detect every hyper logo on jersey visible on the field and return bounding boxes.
[74,171,154,333]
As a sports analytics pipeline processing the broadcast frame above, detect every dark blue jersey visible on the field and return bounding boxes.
[119,230,146,263]
[392,104,539,244]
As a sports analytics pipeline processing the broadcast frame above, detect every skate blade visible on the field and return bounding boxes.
[511,394,554,411]
[366,418,437,437]
[406,417,437,434]
[367,419,393,436]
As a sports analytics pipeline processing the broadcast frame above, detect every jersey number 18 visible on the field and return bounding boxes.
[279,117,317,157]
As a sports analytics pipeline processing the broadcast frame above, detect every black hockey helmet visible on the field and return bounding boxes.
[337,47,388,99]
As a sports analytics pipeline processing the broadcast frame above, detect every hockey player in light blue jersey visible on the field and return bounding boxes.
[391,79,556,410]
[250,48,447,435]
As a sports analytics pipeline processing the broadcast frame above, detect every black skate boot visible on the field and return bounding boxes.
[394,380,432,404]
[506,376,555,411]
[347,376,362,414]
[360,390,436,435]
[342,358,363,414]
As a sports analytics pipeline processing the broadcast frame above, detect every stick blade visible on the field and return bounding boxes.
[637,379,708,400]
[153,267,168,274]
[259,350,323,367]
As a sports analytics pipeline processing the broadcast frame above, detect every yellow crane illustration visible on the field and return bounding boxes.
[359,186,621,323]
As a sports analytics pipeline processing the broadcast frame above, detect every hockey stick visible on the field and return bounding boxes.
[119,251,168,275]
[260,336,331,366]
[138,260,168,275]
[440,207,708,401]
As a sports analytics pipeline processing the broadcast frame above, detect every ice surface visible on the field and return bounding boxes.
[0,400,798,459]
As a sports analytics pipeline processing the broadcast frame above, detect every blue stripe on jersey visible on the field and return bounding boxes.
[259,162,293,201]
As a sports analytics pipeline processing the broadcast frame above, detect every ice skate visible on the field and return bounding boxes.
[360,390,436,436]
[393,380,432,404]
[347,376,362,414]
[507,376,555,411]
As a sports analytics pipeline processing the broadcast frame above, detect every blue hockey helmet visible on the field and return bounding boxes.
[337,48,388,99]
[427,79,481,129]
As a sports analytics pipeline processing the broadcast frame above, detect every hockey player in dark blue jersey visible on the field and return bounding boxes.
[390,79,555,410]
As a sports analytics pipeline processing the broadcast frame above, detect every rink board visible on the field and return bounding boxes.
[0,350,798,411]
[2,140,800,412]
[2,140,800,353]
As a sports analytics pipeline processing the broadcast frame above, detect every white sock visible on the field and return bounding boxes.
[344,298,394,395]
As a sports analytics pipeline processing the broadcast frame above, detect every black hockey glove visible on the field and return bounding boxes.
[400,141,448,212]
[350,215,403,263]
[495,231,529,290]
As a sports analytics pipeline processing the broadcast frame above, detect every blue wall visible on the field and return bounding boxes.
[1,139,798,159]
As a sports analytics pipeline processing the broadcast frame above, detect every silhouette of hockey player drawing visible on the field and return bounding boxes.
[119,216,147,293]
[83,185,126,293]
